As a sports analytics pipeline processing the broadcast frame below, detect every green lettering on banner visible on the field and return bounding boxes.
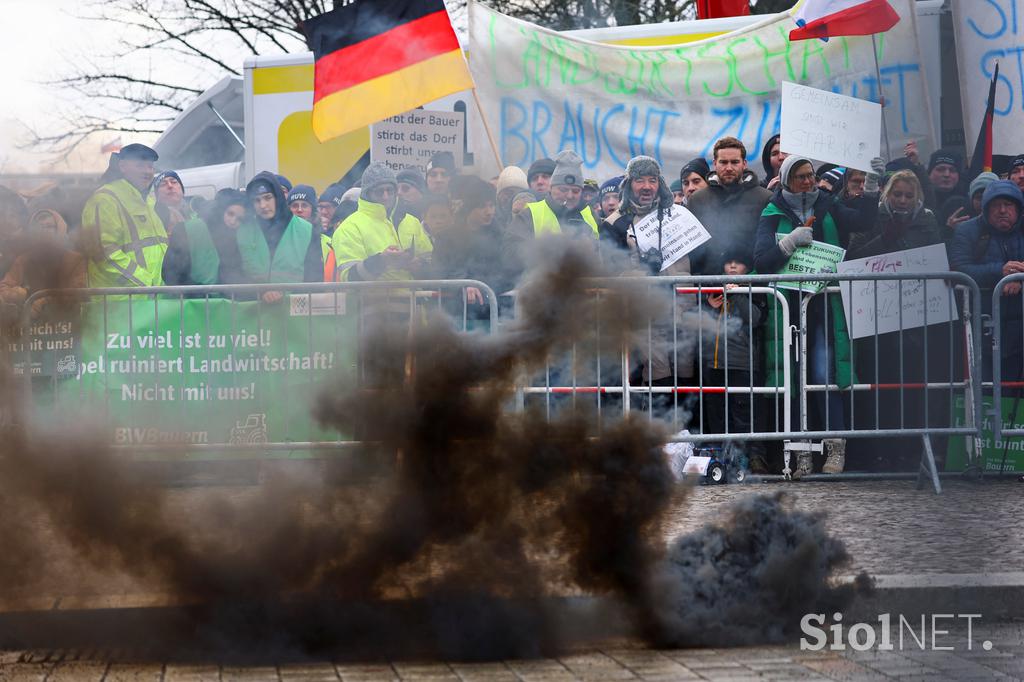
[948,396,1024,472]
[31,297,359,459]
[775,239,847,294]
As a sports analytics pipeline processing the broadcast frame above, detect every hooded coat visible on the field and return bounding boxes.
[753,169,878,388]
[760,134,782,188]
[162,190,248,286]
[687,169,772,275]
[239,171,323,283]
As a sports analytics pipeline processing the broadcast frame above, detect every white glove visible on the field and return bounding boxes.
[779,226,814,256]
[865,156,885,193]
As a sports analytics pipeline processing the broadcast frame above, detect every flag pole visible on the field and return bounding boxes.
[472,87,504,169]
[871,34,893,162]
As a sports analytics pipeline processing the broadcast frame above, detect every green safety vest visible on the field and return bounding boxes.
[182,218,220,285]
[81,179,168,288]
[526,200,598,238]
[237,215,313,283]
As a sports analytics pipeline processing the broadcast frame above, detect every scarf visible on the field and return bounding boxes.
[782,188,819,224]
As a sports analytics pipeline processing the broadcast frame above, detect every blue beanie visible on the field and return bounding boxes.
[599,176,624,198]
[287,184,317,205]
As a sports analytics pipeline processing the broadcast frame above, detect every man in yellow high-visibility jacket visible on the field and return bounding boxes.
[81,144,168,288]
[503,150,598,284]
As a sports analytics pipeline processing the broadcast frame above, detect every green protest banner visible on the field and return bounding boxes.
[775,239,846,295]
[947,395,1024,473]
[31,295,359,459]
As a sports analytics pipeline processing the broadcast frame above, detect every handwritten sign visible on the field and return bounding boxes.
[953,1,1024,159]
[370,109,464,173]
[837,244,957,339]
[468,0,932,180]
[776,239,846,294]
[780,82,881,172]
[631,205,711,272]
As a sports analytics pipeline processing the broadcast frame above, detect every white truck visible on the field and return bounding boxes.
[153,1,949,198]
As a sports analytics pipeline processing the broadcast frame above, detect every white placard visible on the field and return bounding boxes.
[837,244,957,339]
[630,205,711,272]
[370,109,465,173]
[780,81,882,172]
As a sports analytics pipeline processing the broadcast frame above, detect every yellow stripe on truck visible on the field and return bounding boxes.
[253,64,314,95]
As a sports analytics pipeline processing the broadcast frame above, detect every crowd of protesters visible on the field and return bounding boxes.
[2,132,1023,477]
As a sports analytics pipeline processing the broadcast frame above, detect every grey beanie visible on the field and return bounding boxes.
[626,155,662,180]
[360,162,397,194]
[969,171,1000,198]
[550,150,584,188]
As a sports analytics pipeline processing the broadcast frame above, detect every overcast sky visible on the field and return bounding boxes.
[0,0,160,174]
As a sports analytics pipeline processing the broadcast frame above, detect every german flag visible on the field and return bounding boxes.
[304,0,473,142]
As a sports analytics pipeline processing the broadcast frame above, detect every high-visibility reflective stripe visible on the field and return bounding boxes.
[94,188,165,268]
[106,257,145,286]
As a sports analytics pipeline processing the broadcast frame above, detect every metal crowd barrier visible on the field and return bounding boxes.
[16,280,498,459]
[516,273,984,493]
[989,274,1024,475]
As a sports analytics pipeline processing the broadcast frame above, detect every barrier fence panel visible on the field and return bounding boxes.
[13,281,498,459]
[988,273,1024,475]
[516,273,983,490]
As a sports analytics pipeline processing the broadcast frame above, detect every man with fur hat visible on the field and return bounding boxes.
[332,162,432,282]
[688,137,772,275]
[82,143,168,287]
[598,155,699,405]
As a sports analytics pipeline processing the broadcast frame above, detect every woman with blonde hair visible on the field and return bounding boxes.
[847,170,941,259]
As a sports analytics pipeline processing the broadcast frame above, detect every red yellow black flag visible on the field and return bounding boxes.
[304,0,473,142]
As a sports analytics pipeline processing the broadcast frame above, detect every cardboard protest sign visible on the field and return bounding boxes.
[467,0,932,180]
[371,109,465,173]
[775,239,846,294]
[631,205,711,272]
[780,82,881,171]
[953,0,1024,158]
[837,244,956,339]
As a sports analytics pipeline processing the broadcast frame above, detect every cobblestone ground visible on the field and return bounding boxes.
[666,479,1024,576]
[2,621,1022,680]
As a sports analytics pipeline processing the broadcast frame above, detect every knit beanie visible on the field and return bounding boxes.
[152,170,184,195]
[527,158,556,183]
[426,151,456,174]
[287,184,317,206]
[928,149,963,173]
[496,166,529,194]
[550,150,584,188]
[969,171,1000,198]
[626,155,662,181]
[599,176,624,198]
[679,157,710,182]
[275,175,292,193]
[721,245,754,271]
[670,179,683,193]
[341,187,361,203]
[320,183,346,207]
[1012,155,1024,170]
[360,163,398,194]
[396,168,426,193]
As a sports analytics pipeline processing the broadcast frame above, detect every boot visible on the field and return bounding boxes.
[822,438,846,474]
[792,452,813,479]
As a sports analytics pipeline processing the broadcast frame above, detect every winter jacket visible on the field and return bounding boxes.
[846,204,943,260]
[0,211,86,311]
[331,197,433,282]
[81,178,168,287]
[700,291,766,372]
[503,197,597,285]
[754,189,877,388]
[687,170,772,275]
[760,134,781,188]
[949,181,1024,311]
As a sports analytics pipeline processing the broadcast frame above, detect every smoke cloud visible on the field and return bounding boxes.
[0,238,867,663]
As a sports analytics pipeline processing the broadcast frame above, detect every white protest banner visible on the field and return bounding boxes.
[631,205,711,272]
[953,1,1024,158]
[467,0,933,181]
[837,243,956,339]
[780,82,881,171]
[370,109,465,173]
[775,239,846,294]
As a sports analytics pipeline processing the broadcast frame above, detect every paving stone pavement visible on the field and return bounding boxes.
[2,622,1022,681]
